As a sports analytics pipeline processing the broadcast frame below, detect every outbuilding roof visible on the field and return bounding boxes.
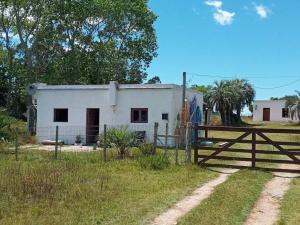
[35,83,181,90]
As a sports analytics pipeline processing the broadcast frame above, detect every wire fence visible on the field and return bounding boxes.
[1,123,194,165]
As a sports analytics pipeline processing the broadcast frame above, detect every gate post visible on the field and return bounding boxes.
[185,122,192,165]
[194,123,199,164]
[252,130,256,168]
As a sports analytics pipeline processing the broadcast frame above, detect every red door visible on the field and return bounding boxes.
[86,109,99,144]
[263,108,270,121]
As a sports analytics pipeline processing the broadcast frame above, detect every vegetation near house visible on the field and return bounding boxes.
[271,91,300,121]
[146,76,162,84]
[104,127,137,158]
[194,79,255,126]
[0,110,25,142]
[0,0,158,118]
[138,142,156,156]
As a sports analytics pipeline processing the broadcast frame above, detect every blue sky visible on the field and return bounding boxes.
[147,0,300,101]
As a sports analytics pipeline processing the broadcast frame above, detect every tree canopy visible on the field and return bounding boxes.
[194,79,255,126]
[146,75,161,84]
[0,0,157,118]
[270,95,299,108]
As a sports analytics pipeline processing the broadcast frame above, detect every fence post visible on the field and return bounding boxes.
[164,123,168,155]
[252,130,256,168]
[153,122,159,154]
[103,124,107,162]
[15,128,19,161]
[194,123,198,164]
[175,142,179,165]
[55,126,58,160]
[185,122,192,165]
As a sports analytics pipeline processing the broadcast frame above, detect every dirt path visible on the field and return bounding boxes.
[151,167,240,225]
[244,164,300,225]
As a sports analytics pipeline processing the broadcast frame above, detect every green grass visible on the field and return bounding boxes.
[0,150,218,225]
[278,177,300,225]
[1,119,299,225]
[178,119,300,225]
[178,170,273,225]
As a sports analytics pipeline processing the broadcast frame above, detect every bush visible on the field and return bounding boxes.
[0,137,10,153]
[139,155,170,170]
[104,127,136,158]
[138,143,155,156]
[0,110,26,142]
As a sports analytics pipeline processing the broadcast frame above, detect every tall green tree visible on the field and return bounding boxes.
[0,0,158,118]
[206,79,255,126]
[191,84,213,109]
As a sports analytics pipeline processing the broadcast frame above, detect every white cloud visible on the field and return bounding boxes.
[205,1,235,26]
[205,0,223,8]
[255,4,269,18]
[213,9,235,26]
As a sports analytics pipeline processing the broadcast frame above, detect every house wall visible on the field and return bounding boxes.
[35,84,203,145]
[253,100,297,122]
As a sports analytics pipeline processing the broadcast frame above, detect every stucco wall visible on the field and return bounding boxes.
[253,100,297,122]
[35,85,203,145]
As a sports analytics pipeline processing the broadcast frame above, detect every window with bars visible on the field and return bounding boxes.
[131,108,148,123]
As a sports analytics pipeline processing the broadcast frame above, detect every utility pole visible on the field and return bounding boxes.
[182,72,186,110]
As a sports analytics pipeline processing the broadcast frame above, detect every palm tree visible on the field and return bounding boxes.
[207,79,255,126]
[288,91,300,121]
[232,79,255,123]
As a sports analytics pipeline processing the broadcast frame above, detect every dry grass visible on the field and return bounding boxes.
[0,150,218,225]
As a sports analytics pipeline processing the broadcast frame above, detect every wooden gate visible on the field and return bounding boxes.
[193,124,300,173]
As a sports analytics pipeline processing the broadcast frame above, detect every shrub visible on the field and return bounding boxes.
[75,135,82,144]
[0,110,26,142]
[139,155,170,170]
[138,143,155,156]
[105,127,136,158]
[0,137,10,153]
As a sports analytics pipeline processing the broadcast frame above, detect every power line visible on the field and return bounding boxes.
[254,78,300,90]
[187,72,300,90]
[188,72,300,80]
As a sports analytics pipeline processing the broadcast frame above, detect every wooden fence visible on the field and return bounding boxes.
[193,124,300,173]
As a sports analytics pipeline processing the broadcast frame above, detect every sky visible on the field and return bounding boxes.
[147,0,300,102]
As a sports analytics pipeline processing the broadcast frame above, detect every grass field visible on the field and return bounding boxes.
[178,170,273,225]
[0,150,218,225]
[0,119,299,225]
[278,178,300,225]
[179,120,300,225]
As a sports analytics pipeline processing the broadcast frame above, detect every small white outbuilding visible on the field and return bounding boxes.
[253,100,298,122]
[31,82,203,145]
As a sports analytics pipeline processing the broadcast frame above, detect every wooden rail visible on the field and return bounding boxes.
[194,124,300,173]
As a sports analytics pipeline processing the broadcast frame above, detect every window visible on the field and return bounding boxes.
[54,108,68,122]
[131,108,148,123]
[282,108,289,118]
[162,113,169,120]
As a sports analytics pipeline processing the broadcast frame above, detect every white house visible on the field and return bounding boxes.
[253,100,298,122]
[31,82,203,145]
